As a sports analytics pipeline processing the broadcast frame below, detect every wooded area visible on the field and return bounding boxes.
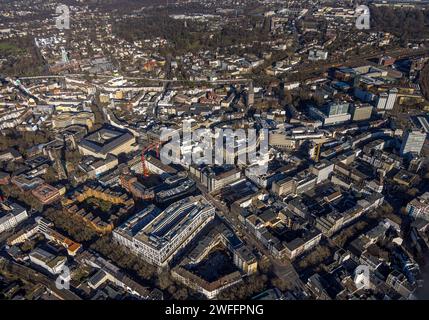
[371,6,429,45]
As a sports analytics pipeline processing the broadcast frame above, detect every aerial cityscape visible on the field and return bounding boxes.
[1,0,429,306]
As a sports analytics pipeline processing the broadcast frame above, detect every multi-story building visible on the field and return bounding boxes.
[325,102,350,117]
[11,175,44,191]
[406,192,429,220]
[271,170,317,197]
[28,248,67,275]
[311,160,334,184]
[172,267,242,299]
[385,88,398,110]
[308,49,328,61]
[294,170,318,195]
[0,201,28,234]
[113,196,216,267]
[350,103,373,122]
[376,93,388,110]
[35,217,82,256]
[78,127,136,159]
[233,245,258,275]
[51,111,95,129]
[272,227,322,260]
[200,166,242,193]
[309,103,351,127]
[31,183,61,205]
[377,89,398,110]
[79,252,150,298]
[386,270,414,299]
[0,172,10,185]
[269,132,297,150]
[400,129,426,156]
[272,177,295,196]
[78,154,119,178]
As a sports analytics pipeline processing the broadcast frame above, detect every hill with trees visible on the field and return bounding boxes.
[370,5,429,46]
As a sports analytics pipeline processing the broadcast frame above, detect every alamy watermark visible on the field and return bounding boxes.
[356,5,370,30]
[55,264,71,290]
[55,4,70,30]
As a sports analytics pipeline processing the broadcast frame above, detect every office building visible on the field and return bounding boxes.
[376,93,388,110]
[406,192,429,220]
[377,89,398,110]
[0,201,28,234]
[309,103,351,127]
[350,103,373,121]
[31,184,61,205]
[271,170,317,197]
[325,102,350,117]
[400,129,426,156]
[385,88,398,110]
[29,248,67,275]
[199,166,242,193]
[78,127,136,159]
[311,160,334,184]
[113,196,216,267]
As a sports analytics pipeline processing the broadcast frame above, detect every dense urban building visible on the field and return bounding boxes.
[0,201,28,235]
[1,0,429,304]
[113,196,215,266]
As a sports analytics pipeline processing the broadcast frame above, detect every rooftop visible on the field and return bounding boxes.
[115,195,215,250]
[80,127,135,156]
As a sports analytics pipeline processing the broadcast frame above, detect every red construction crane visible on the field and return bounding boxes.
[141,143,160,177]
